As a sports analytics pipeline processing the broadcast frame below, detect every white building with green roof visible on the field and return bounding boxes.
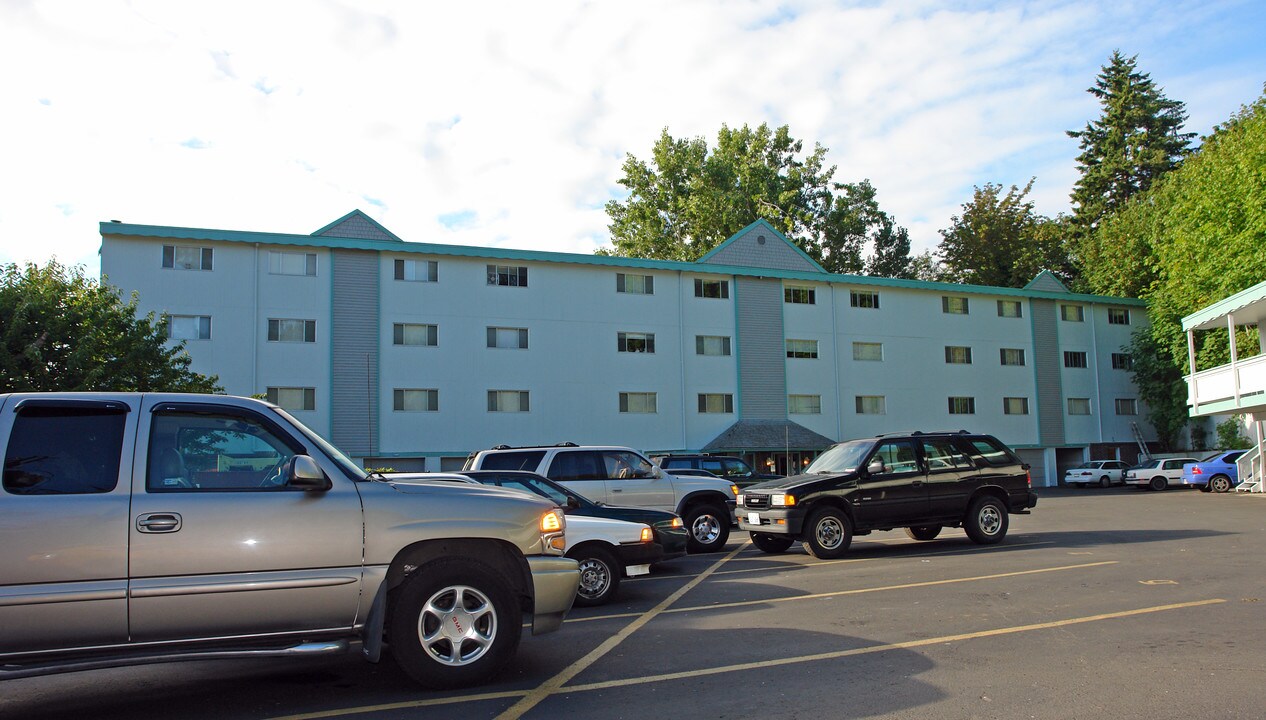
[99,211,1152,485]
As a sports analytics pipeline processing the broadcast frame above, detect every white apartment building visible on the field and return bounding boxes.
[99,211,1151,485]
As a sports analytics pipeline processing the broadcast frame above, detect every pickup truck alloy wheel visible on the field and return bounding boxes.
[750,532,794,554]
[803,507,852,559]
[905,525,942,541]
[685,504,731,553]
[964,496,1008,545]
[1209,475,1233,493]
[1150,476,1168,491]
[572,547,620,607]
[388,560,521,689]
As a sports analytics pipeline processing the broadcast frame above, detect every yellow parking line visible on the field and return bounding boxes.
[569,561,1117,624]
[267,596,1223,719]
[565,598,1227,693]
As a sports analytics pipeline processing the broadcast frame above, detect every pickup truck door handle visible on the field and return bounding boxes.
[136,513,182,533]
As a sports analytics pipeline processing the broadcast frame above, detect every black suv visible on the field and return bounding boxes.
[737,431,1038,558]
[653,454,781,487]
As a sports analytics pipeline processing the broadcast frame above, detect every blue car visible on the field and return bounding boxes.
[1182,451,1247,493]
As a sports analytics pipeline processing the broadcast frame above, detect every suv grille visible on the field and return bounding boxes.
[743,494,769,510]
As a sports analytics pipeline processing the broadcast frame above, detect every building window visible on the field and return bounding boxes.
[948,396,976,415]
[1115,398,1138,416]
[487,327,529,350]
[393,323,438,347]
[786,339,819,359]
[488,390,530,412]
[697,393,734,413]
[619,392,657,414]
[788,395,821,414]
[1108,308,1131,325]
[1064,351,1088,369]
[855,395,886,415]
[266,387,315,412]
[852,342,883,361]
[270,251,317,276]
[1112,353,1133,370]
[1000,348,1026,366]
[1068,397,1092,415]
[396,259,438,282]
[267,319,316,343]
[1060,304,1084,322]
[617,273,653,295]
[487,264,527,287]
[784,286,816,304]
[696,335,732,356]
[165,315,211,340]
[942,296,969,315]
[1003,397,1029,415]
[394,388,438,412]
[997,300,1022,318]
[162,245,213,271]
[618,332,655,353]
[944,346,973,364]
[694,278,729,299]
[850,290,879,309]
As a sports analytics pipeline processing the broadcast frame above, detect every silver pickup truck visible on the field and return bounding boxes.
[0,393,579,689]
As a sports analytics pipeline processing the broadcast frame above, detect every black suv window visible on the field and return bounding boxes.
[700,458,725,474]
[661,457,692,470]
[962,436,1015,466]
[921,439,973,471]
[4,405,127,495]
[480,450,546,471]
[870,440,920,475]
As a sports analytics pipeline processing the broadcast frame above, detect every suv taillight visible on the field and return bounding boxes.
[1026,470,1032,488]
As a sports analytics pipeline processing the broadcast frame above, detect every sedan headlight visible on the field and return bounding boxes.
[771,493,796,507]
[640,526,654,543]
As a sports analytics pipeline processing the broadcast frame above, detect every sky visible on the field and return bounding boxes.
[2,0,1263,277]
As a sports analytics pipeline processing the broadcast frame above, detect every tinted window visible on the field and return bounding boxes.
[1224,452,1245,463]
[479,450,546,472]
[4,406,126,495]
[147,412,300,492]
[700,458,725,474]
[963,436,1016,466]
[870,440,919,475]
[661,458,693,470]
[548,451,604,481]
[921,440,973,471]
[602,451,654,479]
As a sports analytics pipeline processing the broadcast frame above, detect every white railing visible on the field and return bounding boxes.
[1236,445,1262,493]
[1188,353,1266,411]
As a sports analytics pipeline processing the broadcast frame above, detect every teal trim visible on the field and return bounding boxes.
[311,209,404,242]
[1181,279,1266,331]
[101,219,1146,306]
[1189,397,1263,417]
[697,218,828,273]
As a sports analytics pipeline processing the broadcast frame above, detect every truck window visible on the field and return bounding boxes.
[3,406,126,495]
[480,451,546,472]
[148,412,300,492]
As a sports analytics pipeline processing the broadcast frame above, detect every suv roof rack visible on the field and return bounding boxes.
[489,442,579,451]
[874,429,972,438]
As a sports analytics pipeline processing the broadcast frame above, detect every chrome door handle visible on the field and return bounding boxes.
[137,513,182,533]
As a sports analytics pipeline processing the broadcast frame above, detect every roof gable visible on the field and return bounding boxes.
[697,219,827,274]
[1023,270,1071,293]
[312,210,402,242]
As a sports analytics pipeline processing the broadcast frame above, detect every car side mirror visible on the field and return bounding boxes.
[287,455,332,491]
[566,496,580,509]
[866,459,886,476]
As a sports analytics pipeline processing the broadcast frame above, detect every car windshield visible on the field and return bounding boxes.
[805,439,874,473]
[273,407,367,481]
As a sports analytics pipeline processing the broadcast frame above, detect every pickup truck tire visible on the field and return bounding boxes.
[685,503,731,553]
[802,507,852,559]
[572,545,620,607]
[964,496,1008,545]
[1149,476,1168,491]
[750,532,794,554]
[1209,475,1233,493]
[905,525,941,541]
[388,560,522,689]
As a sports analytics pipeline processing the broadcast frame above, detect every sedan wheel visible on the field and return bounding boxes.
[572,547,620,607]
[1099,475,1111,488]
[1149,476,1168,492]
[1209,475,1233,493]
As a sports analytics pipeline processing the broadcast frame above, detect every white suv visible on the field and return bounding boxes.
[465,444,738,553]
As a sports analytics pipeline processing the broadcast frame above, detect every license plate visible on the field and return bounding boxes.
[747,512,761,525]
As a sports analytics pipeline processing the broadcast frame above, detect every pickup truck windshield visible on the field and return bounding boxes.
[274,408,368,481]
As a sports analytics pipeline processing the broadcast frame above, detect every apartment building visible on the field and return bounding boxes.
[99,211,1150,485]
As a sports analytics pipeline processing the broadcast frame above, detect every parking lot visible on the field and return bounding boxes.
[5,487,1265,720]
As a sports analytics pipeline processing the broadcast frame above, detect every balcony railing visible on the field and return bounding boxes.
[1187,353,1266,412]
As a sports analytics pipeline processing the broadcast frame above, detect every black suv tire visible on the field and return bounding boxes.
[750,532,794,554]
[964,496,1009,545]
[802,506,852,559]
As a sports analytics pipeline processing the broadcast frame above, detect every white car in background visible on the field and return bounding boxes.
[1064,460,1132,488]
[1123,457,1200,491]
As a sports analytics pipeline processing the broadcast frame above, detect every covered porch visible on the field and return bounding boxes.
[1183,280,1266,492]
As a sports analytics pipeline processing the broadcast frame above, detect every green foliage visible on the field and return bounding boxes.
[0,261,222,393]
[1067,51,1195,243]
[1215,415,1252,450]
[603,123,913,277]
[935,179,1075,288]
[1124,330,1189,451]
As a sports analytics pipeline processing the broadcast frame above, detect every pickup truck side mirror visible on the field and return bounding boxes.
[287,455,332,491]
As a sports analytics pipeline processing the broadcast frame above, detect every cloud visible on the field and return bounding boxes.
[0,0,1261,274]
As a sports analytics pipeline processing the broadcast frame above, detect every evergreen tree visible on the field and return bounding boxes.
[1067,51,1195,242]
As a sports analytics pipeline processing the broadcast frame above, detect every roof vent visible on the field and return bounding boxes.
[756,235,766,245]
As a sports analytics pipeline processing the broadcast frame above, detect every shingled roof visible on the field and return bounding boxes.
[702,419,835,452]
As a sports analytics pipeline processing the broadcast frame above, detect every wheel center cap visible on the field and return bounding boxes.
[442,610,473,641]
